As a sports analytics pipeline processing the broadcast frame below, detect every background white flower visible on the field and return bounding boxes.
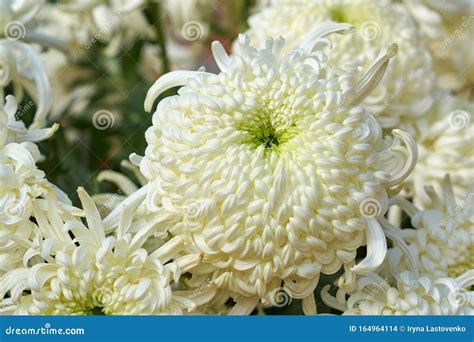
[410,94,473,207]
[322,271,473,315]
[0,188,204,315]
[387,175,473,279]
[243,0,437,136]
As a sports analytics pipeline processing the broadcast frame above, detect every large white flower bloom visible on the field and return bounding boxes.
[322,270,474,315]
[410,94,473,207]
[386,175,473,279]
[242,0,436,134]
[129,23,417,314]
[0,188,203,315]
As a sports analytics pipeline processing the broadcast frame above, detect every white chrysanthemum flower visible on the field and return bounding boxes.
[0,141,47,226]
[0,95,58,224]
[410,94,473,207]
[128,24,417,314]
[0,41,52,128]
[0,95,62,276]
[0,188,204,315]
[322,270,474,315]
[242,0,436,134]
[403,0,474,94]
[0,140,63,275]
[386,175,473,279]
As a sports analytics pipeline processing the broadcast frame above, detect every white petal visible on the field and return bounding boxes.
[77,187,105,244]
[352,218,387,275]
[302,293,317,315]
[299,21,355,51]
[211,41,230,73]
[350,43,398,106]
[144,70,211,112]
[228,296,259,315]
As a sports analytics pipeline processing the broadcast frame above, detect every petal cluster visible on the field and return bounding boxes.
[0,188,202,315]
[138,26,416,313]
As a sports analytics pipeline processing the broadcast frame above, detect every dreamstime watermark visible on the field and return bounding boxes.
[96,189,124,218]
[84,13,122,49]
[359,198,383,218]
[359,21,381,41]
[5,322,85,336]
[91,286,113,308]
[92,109,115,130]
[447,287,471,310]
[186,278,213,304]
[181,20,206,42]
[181,198,215,221]
[171,278,214,314]
[15,100,34,121]
[0,198,27,224]
[357,278,389,306]
[439,15,474,51]
[373,100,389,117]
[352,122,370,138]
[441,191,473,226]
[262,187,306,227]
[269,287,293,308]
[448,110,470,130]
[3,21,26,41]
[352,101,388,138]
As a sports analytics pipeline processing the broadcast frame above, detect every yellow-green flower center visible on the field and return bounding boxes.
[240,109,299,153]
[329,6,349,24]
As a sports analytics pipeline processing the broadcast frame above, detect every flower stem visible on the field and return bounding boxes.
[145,1,170,74]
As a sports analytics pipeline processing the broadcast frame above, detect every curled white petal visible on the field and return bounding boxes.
[351,218,387,275]
[144,70,211,112]
[350,43,398,106]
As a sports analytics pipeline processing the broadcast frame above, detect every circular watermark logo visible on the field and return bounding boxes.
[448,110,470,130]
[269,287,293,308]
[91,286,113,308]
[359,198,383,218]
[181,21,205,42]
[92,110,115,130]
[4,21,26,41]
[359,21,381,41]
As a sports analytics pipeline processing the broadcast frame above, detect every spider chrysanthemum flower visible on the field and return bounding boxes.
[386,175,473,279]
[0,95,59,275]
[132,24,417,314]
[0,188,203,315]
[322,270,474,315]
[242,0,436,134]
